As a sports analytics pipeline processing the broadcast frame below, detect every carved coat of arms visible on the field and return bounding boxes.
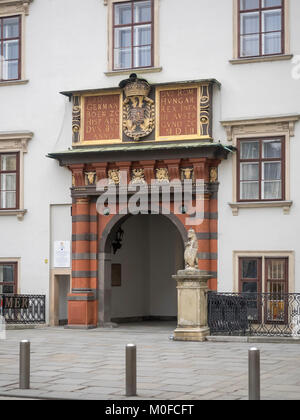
[119,74,155,141]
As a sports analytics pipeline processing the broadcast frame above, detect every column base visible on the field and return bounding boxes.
[173,327,210,342]
[64,324,97,330]
[67,293,98,328]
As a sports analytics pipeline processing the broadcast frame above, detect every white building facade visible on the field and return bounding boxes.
[0,0,299,327]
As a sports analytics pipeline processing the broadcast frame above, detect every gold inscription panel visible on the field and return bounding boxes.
[157,86,201,140]
[82,93,122,143]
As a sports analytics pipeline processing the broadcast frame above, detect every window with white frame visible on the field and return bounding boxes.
[113,0,153,70]
[237,137,285,202]
[238,0,284,58]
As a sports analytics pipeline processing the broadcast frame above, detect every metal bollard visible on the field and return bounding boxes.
[248,347,260,400]
[126,344,136,397]
[19,340,30,390]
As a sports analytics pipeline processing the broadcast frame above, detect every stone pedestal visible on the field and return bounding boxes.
[172,269,211,342]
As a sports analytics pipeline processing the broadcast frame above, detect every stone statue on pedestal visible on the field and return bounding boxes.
[172,227,211,342]
[184,228,199,271]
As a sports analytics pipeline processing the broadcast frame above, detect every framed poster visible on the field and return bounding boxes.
[54,241,71,268]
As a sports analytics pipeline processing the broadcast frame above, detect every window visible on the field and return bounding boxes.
[238,0,284,58]
[239,256,289,322]
[113,0,153,70]
[0,152,19,210]
[237,137,285,202]
[239,257,262,294]
[0,262,17,294]
[0,15,21,81]
[0,131,32,219]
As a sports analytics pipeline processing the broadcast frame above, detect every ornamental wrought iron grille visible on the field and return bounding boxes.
[0,294,46,324]
[208,292,300,337]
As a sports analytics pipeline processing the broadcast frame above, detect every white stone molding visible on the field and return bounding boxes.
[0,0,34,16]
[221,115,300,216]
[0,131,33,220]
[221,114,300,143]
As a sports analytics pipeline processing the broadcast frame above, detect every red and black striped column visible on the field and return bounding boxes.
[67,197,98,328]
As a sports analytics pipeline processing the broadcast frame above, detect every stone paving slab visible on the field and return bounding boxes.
[0,322,300,400]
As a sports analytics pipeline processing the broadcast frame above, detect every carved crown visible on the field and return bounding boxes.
[119,73,151,98]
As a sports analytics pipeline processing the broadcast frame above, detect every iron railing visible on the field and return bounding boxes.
[0,294,46,324]
[208,292,300,337]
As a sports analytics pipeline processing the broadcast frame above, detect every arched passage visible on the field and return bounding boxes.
[98,213,186,326]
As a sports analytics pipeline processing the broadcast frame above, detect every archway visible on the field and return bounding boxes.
[98,214,186,326]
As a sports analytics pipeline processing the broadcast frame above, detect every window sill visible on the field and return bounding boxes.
[0,79,29,87]
[104,67,163,77]
[229,54,293,65]
[0,209,27,220]
[229,201,293,216]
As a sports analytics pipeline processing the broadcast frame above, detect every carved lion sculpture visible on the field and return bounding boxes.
[184,229,199,270]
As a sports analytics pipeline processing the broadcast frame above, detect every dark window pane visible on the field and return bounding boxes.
[3,60,19,80]
[242,281,258,293]
[242,260,258,279]
[1,154,17,171]
[240,0,259,10]
[114,27,132,49]
[134,25,151,46]
[240,34,259,57]
[263,0,282,7]
[240,181,259,200]
[0,284,14,294]
[263,140,282,158]
[0,265,14,283]
[240,141,259,159]
[114,48,132,69]
[115,3,132,25]
[134,46,151,67]
[262,10,282,32]
[134,1,151,23]
[3,40,19,60]
[263,32,282,54]
[240,12,259,35]
[3,17,19,39]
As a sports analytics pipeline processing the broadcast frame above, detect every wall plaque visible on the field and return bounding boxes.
[111,264,122,287]
[157,86,200,140]
[82,93,122,143]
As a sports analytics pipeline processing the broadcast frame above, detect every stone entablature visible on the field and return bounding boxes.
[68,158,221,192]
[63,76,218,146]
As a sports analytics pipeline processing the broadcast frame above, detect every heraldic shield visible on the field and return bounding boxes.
[119,74,155,141]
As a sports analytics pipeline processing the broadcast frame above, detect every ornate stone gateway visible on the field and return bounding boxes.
[48,75,234,333]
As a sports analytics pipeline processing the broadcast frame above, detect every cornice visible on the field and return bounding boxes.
[0,131,34,152]
[221,114,300,141]
[0,0,34,15]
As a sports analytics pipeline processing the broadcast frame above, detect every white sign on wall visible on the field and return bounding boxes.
[54,241,71,268]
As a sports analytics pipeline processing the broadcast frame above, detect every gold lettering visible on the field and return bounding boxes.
[4,297,13,309]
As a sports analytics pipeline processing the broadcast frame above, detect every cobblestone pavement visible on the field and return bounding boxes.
[0,322,300,400]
